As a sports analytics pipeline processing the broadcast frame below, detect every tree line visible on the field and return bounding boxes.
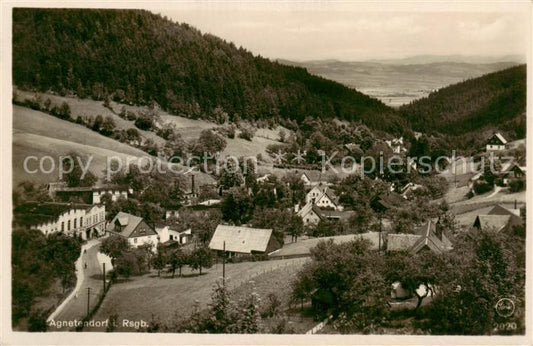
[12,8,404,134]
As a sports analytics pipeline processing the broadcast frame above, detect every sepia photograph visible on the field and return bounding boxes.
[2,1,531,344]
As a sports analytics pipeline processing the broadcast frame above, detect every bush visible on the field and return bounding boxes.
[126,111,137,121]
[473,180,493,195]
[238,128,254,141]
[509,179,525,193]
[134,116,153,131]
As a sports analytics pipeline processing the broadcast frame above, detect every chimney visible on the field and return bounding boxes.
[435,219,442,241]
[295,203,300,212]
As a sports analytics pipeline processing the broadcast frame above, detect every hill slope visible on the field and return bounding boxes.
[398,65,526,137]
[12,105,216,186]
[13,8,405,134]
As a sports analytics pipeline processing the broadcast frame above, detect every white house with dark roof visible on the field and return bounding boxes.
[297,202,324,225]
[486,132,508,152]
[156,225,192,245]
[107,212,159,250]
[209,225,281,257]
[305,185,343,211]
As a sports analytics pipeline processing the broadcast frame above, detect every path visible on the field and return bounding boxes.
[47,239,107,331]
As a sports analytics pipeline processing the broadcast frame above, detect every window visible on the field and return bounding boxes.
[80,217,83,227]
[74,219,77,229]
[67,220,71,231]
[134,238,137,244]
[170,235,174,240]
[61,222,64,232]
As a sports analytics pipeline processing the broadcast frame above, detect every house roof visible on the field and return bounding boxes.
[320,210,355,220]
[488,205,522,219]
[409,220,453,255]
[386,220,452,255]
[494,132,508,145]
[107,212,145,238]
[297,202,324,220]
[322,188,340,205]
[474,215,511,232]
[52,185,130,193]
[500,162,526,175]
[209,225,273,254]
[386,234,421,252]
[14,202,93,226]
[301,170,329,183]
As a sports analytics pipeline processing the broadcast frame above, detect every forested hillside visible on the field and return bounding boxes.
[12,8,405,133]
[399,65,526,138]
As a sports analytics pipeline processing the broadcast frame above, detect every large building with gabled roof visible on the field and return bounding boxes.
[209,224,281,257]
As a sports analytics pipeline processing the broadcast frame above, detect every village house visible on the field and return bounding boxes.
[208,224,281,257]
[297,201,355,226]
[387,219,452,300]
[473,205,524,233]
[401,182,423,200]
[156,224,193,245]
[256,174,271,183]
[385,137,407,154]
[107,212,159,250]
[296,202,324,225]
[500,162,526,186]
[197,199,221,206]
[305,185,343,211]
[486,132,508,152]
[14,202,106,240]
[299,171,331,187]
[386,219,453,255]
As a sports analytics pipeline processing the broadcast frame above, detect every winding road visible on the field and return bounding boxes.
[47,238,108,331]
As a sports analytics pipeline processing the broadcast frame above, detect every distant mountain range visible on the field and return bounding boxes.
[279,59,522,107]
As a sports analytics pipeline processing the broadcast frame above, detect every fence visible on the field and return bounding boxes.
[225,257,310,291]
[306,316,330,335]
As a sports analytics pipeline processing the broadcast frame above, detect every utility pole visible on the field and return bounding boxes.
[86,287,91,316]
[378,213,382,254]
[222,241,226,284]
[102,263,106,292]
[454,161,457,188]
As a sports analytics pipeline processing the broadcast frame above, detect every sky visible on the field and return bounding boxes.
[145,2,530,62]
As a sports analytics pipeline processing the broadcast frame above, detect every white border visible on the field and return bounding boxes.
[1,1,532,345]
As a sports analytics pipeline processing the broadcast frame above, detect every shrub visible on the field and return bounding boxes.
[126,111,137,121]
[509,179,525,193]
[238,128,254,141]
[135,116,153,131]
[473,180,493,195]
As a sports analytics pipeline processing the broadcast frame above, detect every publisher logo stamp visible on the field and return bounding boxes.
[495,298,515,318]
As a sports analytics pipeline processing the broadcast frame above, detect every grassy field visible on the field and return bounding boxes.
[87,258,307,331]
[15,89,165,146]
[14,90,288,166]
[12,105,215,187]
